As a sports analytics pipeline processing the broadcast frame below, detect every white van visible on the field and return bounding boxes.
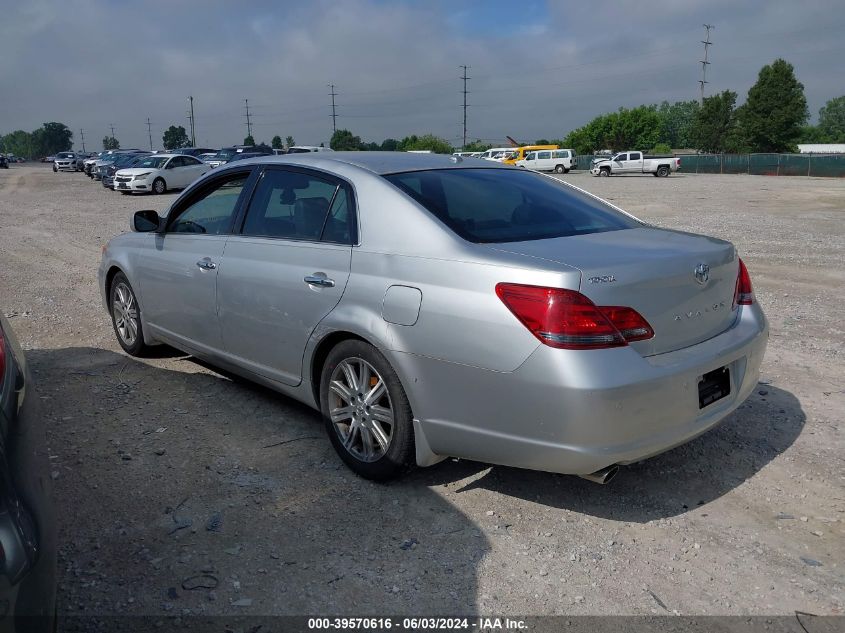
[517,149,576,173]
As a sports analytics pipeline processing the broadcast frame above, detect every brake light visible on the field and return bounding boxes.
[495,283,653,349]
[734,258,754,307]
[598,306,655,342]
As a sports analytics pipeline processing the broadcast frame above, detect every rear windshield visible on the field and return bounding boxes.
[383,168,641,243]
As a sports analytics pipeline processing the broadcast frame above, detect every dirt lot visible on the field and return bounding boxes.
[0,164,842,620]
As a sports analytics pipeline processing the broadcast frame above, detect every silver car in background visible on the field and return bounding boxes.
[98,153,768,482]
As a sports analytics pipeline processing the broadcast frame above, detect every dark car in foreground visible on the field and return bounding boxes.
[0,155,8,169]
[0,313,56,628]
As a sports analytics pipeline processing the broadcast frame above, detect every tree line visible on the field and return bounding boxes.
[560,59,844,155]
[0,122,74,158]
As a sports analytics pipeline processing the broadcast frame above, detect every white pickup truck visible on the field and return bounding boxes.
[590,151,680,177]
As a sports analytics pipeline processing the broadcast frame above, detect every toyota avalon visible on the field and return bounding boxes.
[98,153,768,482]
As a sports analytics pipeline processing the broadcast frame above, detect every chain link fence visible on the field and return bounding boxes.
[572,153,845,177]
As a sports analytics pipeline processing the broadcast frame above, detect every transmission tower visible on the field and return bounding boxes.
[146,118,153,150]
[328,84,338,134]
[244,99,252,139]
[79,129,86,152]
[189,96,196,146]
[699,24,714,104]
[460,65,471,151]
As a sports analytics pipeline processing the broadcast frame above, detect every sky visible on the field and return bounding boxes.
[1,0,842,151]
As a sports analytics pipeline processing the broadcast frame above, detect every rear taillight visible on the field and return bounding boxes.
[495,283,653,350]
[733,258,754,307]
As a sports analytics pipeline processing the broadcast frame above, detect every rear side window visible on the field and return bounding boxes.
[241,169,354,243]
[630,152,641,160]
[383,168,641,244]
[538,151,551,159]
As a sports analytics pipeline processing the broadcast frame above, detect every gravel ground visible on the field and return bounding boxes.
[0,164,842,620]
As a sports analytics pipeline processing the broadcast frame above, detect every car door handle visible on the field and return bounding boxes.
[304,275,335,288]
[196,259,217,270]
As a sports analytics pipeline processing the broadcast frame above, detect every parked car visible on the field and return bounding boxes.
[590,151,680,177]
[41,155,55,163]
[91,150,146,180]
[113,153,211,194]
[205,145,274,168]
[0,155,8,169]
[286,146,334,154]
[102,153,152,189]
[0,311,57,626]
[516,148,577,173]
[225,152,266,164]
[170,147,218,157]
[99,152,768,483]
[477,147,516,161]
[53,151,82,172]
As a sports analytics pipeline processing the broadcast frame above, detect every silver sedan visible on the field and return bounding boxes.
[98,153,768,482]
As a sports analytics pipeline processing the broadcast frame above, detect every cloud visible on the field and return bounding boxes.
[1,0,841,149]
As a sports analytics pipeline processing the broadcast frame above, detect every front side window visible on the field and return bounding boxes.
[615,154,628,162]
[168,172,249,235]
[525,152,536,161]
[384,168,641,244]
[241,169,351,242]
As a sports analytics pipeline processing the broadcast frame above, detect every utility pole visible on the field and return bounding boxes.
[699,24,714,105]
[79,128,86,152]
[460,65,470,151]
[188,97,197,147]
[244,98,252,140]
[109,124,115,139]
[146,118,153,150]
[328,84,338,134]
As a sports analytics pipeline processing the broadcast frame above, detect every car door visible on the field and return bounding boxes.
[164,156,190,188]
[536,150,552,171]
[216,166,355,386]
[612,153,628,173]
[181,155,208,187]
[626,151,642,173]
[135,168,257,356]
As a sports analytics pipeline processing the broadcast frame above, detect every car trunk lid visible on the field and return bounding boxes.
[488,227,738,356]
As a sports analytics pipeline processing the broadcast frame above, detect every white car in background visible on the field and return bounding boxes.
[113,154,211,194]
[517,149,577,173]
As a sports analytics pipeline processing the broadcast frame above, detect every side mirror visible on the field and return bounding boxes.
[133,210,161,232]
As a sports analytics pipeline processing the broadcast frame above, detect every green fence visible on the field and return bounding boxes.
[572,153,845,177]
[677,153,845,177]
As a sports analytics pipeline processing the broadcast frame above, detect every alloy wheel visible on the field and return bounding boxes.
[112,282,139,346]
[328,357,394,463]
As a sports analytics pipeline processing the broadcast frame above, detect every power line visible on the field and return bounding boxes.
[699,24,714,104]
[244,98,252,139]
[189,96,196,146]
[146,118,153,150]
[328,84,338,134]
[460,65,470,150]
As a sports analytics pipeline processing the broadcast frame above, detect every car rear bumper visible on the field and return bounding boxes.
[394,303,768,475]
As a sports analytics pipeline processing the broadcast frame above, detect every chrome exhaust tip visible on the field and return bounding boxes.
[579,464,620,485]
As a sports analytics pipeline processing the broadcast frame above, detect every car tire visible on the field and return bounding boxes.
[109,272,149,357]
[320,340,415,481]
[52,165,57,173]
[554,164,564,174]
[657,165,670,177]
[599,168,610,177]
[152,177,167,194]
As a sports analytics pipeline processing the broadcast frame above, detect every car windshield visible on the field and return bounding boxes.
[383,168,641,243]
[133,156,169,169]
